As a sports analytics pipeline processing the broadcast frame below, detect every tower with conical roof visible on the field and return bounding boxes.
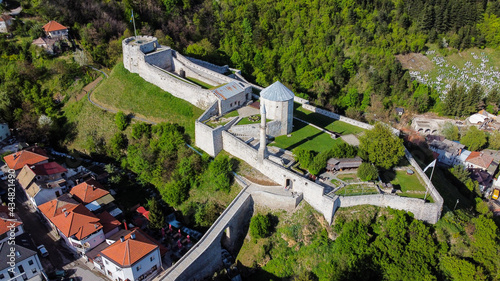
[258,101,267,162]
[260,81,294,136]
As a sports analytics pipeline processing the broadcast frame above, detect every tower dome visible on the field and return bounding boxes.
[260,81,295,136]
[260,81,295,102]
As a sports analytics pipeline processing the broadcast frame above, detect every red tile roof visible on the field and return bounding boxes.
[38,194,79,219]
[0,14,12,22]
[100,229,158,267]
[135,206,150,220]
[50,204,102,240]
[97,211,121,234]
[29,162,67,176]
[3,151,48,170]
[466,151,494,169]
[70,180,109,204]
[42,20,67,32]
[0,206,22,236]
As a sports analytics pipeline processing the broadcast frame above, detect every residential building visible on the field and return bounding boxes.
[70,180,115,212]
[39,199,104,254]
[0,14,12,33]
[326,156,363,171]
[99,229,164,281]
[0,123,9,142]
[428,139,465,166]
[0,206,23,244]
[32,37,58,54]
[42,21,68,38]
[3,150,49,172]
[464,151,498,175]
[395,107,404,116]
[0,237,45,281]
[96,211,121,239]
[17,162,67,208]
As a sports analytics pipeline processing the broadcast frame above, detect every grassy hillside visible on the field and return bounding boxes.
[91,62,203,137]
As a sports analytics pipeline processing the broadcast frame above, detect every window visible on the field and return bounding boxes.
[105,260,108,265]
[136,265,142,271]
[8,271,13,278]
[0,273,4,279]
[150,256,155,261]
[28,260,33,266]
[18,265,24,273]
[107,270,112,276]
[31,268,37,274]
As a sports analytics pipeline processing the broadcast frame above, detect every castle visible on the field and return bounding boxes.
[122,36,444,280]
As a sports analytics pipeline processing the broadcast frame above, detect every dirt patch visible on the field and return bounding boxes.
[396,53,434,71]
[77,76,103,101]
[236,161,279,186]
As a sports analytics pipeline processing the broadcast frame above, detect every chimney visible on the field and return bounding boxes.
[91,185,95,190]
[64,211,69,217]
[131,233,136,240]
[62,208,66,213]
[120,236,124,242]
[76,179,79,184]
[123,220,128,230]
[94,224,98,229]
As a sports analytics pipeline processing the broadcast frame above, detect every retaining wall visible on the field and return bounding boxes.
[195,121,225,157]
[144,48,172,70]
[175,52,234,85]
[228,120,281,138]
[185,56,229,74]
[197,102,219,122]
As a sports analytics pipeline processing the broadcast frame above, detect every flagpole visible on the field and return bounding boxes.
[423,160,436,202]
[132,10,137,37]
[429,161,436,182]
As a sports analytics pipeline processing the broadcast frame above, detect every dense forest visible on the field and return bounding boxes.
[6,0,499,125]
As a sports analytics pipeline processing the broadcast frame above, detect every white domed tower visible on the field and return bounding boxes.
[260,81,294,135]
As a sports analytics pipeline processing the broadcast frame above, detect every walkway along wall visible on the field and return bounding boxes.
[160,187,253,281]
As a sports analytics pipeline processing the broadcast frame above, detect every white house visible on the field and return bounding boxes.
[0,14,13,33]
[0,241,44,281]
[100,229,163,281]
[428,139,465,166]
[212,81,252,115]
[42,21,68,38]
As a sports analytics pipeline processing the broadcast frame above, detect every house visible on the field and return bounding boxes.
[96,211,121,239]
[39,199,105,254]
[469,168,493,192]
[32,37,58,54]
[0,206,24,244]
[3,150,49,172]
[395,107,404,116]
[0,123,9,142]
[42,21,68,38]
[17,162,67,208]
[428,139,465,166]
[464,151,498,175]
[0,236,45,281]
[70,180,115,212]
[0,14,13,33]
[212,81,252,115]
[99,228,165,281]
[326,156,363,171]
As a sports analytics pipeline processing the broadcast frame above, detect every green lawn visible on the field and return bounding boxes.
[186,76,216,89]
[335,184,379,196]
[91,63,203,138]
[381,169,426,192]
[337,173,359,181]
[294,104,365,135]
[269,119,344,152]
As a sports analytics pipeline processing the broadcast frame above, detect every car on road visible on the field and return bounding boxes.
[37,245,49,257]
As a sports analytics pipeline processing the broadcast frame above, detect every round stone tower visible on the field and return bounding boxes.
[260,81,295,135]
[122,36,160,74]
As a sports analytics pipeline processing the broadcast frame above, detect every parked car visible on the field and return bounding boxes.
[37,245,49,257]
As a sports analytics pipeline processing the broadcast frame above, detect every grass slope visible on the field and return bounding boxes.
[92,63,203,137]
[294,104,365,135]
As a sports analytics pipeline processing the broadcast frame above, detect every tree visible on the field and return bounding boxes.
[206,155,233,192]
[293,148,314,170]
[359,123,405,169]
[488,131,500,150]
[441,122,460,141]
[250,213,271,239]
[357,163,378,181]
[461,126,487,151]
[131,122,151,139]
[109,132,127,157]
[115,111,128,131]
[147,198,165,231]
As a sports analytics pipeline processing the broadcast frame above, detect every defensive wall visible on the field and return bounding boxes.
[185,56,229,74]
[228,120,281,138]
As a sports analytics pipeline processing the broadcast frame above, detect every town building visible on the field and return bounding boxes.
[0,237,45,281]
[32,37,58,54]
[4,150,49,172]
[0,14,12,33]
[395,107,404,116]
[212,81,252,115]
[70,180,115,212]
[0,206,23,244]
[42,21,68,38]
[428,139,465,166]
[99,229,164,281]
[464,151,498,175]
[17,162,67,208]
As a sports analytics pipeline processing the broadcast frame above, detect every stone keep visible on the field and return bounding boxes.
[260,81,294,136]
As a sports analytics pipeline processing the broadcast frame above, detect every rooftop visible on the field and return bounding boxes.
[50,204,102,240]
[42,20,67,32]
[4,150,48,170]
[70,180,110,204]
[0,206,22,236]
[212,81,247,100]
[466,151,494,169]
[30,162,67,175]
[38,194,79,219]
[0,242,36,271]
[260,81,295,102]
[100,229,159,267]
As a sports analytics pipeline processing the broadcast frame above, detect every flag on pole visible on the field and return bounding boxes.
[423,159,437,173]
[130,10,134,22]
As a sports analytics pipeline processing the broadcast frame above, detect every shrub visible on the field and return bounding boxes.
[250,214,271,239]
[115,111,128,131]
[357,162,378,181]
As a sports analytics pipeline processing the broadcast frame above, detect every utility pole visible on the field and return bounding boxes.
[454,199,459,211]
